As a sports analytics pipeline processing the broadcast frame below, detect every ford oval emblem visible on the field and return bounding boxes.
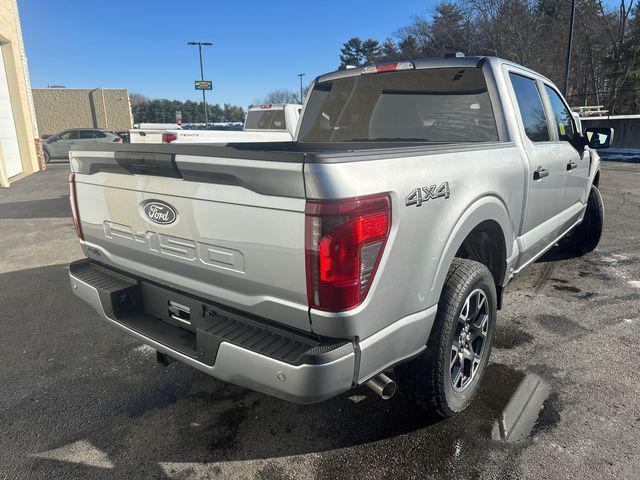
[143,200,177,225]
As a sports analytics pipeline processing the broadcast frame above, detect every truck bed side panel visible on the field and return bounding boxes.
[305,142,524,339]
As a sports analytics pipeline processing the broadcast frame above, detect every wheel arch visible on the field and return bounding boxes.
[429,196,515,308]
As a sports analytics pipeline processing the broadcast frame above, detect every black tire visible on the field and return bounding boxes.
[559,185,604,256]
[396,258,496,417]
[43,149,51,164]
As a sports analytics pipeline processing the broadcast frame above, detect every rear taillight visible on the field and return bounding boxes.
[113,136,123,143]
[305,193,391,312]
[162,133,177,143]
[69,173,84,240]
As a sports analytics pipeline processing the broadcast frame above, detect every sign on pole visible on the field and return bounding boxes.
[195,80,213,91]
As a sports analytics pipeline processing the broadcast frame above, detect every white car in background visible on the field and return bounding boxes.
[163,104,302,144]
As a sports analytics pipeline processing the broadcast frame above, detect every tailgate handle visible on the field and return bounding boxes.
[114,152,181,178]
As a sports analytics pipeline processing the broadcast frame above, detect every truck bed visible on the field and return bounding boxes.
[71,140,507,166]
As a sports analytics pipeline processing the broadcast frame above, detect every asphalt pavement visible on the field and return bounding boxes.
[1,161,639,479]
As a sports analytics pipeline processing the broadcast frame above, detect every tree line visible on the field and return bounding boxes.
[130,93,246,124]
[338,0,640,114]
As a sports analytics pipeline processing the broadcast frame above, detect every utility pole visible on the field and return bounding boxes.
[297,73,306,104]
[188,41,213,124]
[563,0,576,98]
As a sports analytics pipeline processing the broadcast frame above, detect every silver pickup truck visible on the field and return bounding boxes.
[68,56,612,417]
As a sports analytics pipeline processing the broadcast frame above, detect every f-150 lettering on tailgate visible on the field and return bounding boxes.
[103,221,246,274]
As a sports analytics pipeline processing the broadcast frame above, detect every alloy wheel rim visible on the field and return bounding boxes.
[450,288,490,392]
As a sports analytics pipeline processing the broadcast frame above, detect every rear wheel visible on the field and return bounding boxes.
[396,258,496,417]
[559,185,604,256]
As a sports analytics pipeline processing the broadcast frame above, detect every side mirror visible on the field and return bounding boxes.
[47,136,58,144]
[584,127,614,149]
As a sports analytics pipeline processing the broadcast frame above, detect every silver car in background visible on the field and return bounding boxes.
[43,128,122,162]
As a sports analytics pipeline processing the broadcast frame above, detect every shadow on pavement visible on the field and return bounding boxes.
[2,265,539,479]
[0,195,70,219]
[535,245,577,263]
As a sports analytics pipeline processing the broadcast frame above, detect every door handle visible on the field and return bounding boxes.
[533,167,549,180]
[567,161,578,171]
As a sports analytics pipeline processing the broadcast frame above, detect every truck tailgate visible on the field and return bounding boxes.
[69,148,310,331]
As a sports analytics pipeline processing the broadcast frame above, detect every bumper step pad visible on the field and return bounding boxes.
[70,260,351,367]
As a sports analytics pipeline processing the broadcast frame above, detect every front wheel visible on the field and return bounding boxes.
[43,149,51,164]
[396,258,496,417]
[559,185,604,256]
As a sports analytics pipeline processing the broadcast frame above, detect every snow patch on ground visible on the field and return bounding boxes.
[132,344,155,358]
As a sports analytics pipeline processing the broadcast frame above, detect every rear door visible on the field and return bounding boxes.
[506,69,569,267]
[51,130,79,157]
[77,130,97,146]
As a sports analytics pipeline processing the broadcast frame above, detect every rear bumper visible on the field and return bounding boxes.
[69,259,355,404]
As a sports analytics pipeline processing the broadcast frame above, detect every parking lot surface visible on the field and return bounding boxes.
[1,162,639,480]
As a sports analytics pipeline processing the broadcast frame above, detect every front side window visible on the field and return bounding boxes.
[298,67,499,143]
[59,131,79,141]
[544,85,576,144]
[509,73,549,142]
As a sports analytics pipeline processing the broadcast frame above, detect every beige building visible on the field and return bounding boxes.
[33,88,133,137]
[0,0,41,187]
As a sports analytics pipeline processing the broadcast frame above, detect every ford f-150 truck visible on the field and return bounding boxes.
[162,104,302,144]
[68,56,612,416]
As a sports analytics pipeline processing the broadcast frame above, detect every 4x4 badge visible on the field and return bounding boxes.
[406,182,451,207]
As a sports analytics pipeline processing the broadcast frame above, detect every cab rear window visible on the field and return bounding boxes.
[298,68,498,143]
[245,110,287,130]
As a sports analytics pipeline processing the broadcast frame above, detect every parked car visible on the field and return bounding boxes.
[67,56,611,416]
[43,128,121,162]
[163,104,302,144]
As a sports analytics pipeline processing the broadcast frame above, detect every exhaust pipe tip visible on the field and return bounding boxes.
[365,373,396,400]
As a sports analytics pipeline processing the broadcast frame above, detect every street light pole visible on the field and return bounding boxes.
[297,73,306,103]
[563,0,576,98]
[188,41,213,125]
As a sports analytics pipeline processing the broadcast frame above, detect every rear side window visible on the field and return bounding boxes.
[509,73,549,142]
[93,131,107,138]
[78,130,94,139]
[298,67,499,143]
[245,110,287,130]
[544,85,576,143]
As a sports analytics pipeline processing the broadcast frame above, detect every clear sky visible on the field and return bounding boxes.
[20,0,440,107]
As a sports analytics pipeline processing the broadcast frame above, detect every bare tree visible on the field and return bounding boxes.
[129,92,149,107]
[357,0,640,112]
[263,89,299,104]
